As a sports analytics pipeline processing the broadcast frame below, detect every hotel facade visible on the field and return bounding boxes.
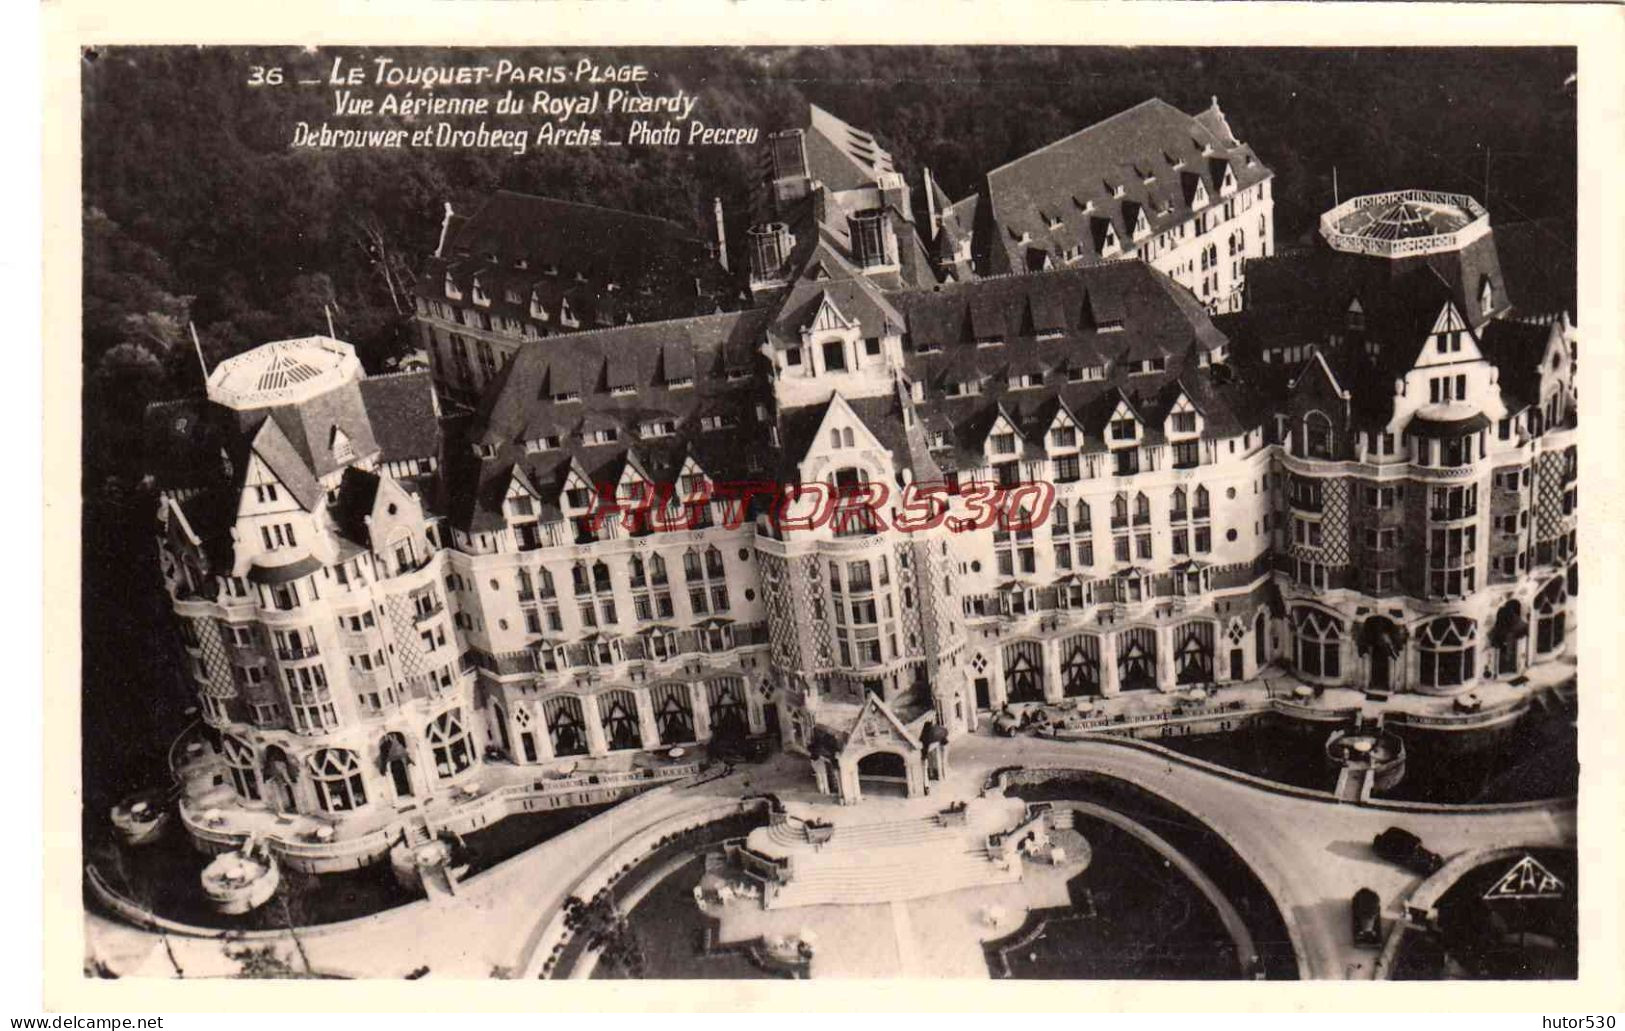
[146,98,1577,846]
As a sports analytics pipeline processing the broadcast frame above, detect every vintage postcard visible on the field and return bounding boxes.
[38,0,1625,1014]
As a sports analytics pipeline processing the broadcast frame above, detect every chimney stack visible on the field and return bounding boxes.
[712,197,729,272]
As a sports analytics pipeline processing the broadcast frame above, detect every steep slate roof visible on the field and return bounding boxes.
[897,262,1245,469]
[1491,217,1577,320]
[967,98,1273,275]
[447,307,779,533]
[803,104,899,193]
[358,371,441,464]
[1232,216,1571,432]
[247,416,325,512]
[418,190,736,331]
[1477,319,1555,413]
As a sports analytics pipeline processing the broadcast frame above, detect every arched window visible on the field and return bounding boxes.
[1418,616,1477,688]
[222,734,260,801]
[598,689,642,751]
[1293,608,1343,678]
[707,677,748,738]
[1075,500,1091,533]
[842,427,855,448]
[628,555,646,588]
[1003,641,1044,703]
[592,560,612,593]
[1534,578,1567,653]
[1194,485,1211,518]
[307,748,366,811]
[1112,493,1128,528]
[829,429,841,449]
[1133,492,1150,524]
[1117,627,1158,691]
[683,549,703,582]
[426,708,475,777]
[1176,622,1216,684]
[705,546,725,578]
[652,683,695,745]
[571,562,590,594]
[1304,412,1333,459]
[545,696,588,757]
[538,567,554,597]
[649,553,668,586]
[1060,635,1100,697]
[1170,486,1188,520]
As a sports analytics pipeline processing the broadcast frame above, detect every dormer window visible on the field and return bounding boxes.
[1008,372,1042,390]
[444,272,463,301]
[551,390,580,404]
[474,443,497,459]
[1069,364,1106,383]
[1051,426,1078,449]
[1110,417,1138,443]
[990,432,1017,456]
[504,288,522,305]
[331,428,355,464]
[471,277,490,307]
[1102,223,1121,256]
[586,428,619,446]
[525,435,562,453]
[641,419,678,439]
[666,375,694,390]
[1111,183,1125,199]
[1170,411,1198,435]
[559,298,578,329]
[1480,279,1494,315]
[530,291,549,322]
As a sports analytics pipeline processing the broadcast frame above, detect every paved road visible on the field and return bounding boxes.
[954,735,1574,979]
[85,736,1573,981]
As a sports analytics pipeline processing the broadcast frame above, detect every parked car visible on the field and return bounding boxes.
[1372,827,1445,875]
[1351,887,1383,947]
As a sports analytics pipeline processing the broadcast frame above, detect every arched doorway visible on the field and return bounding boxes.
[1003,641,1044,703]
[490,703,512,757]
[855,750,910,800]
[1361,615,1400,692]
[1491,601,1528,677]
[1254,611,1268,666]
[262,745,298,813]
[379,732,414,799]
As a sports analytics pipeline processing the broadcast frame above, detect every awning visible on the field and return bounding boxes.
[1407,411,1490,440]
[247,554,322,585]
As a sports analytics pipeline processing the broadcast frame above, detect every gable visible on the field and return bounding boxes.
[841,696,920,754]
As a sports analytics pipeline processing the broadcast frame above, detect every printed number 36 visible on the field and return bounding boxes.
[247,67,285,86]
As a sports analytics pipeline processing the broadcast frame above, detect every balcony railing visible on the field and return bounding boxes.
[276,643,320,661]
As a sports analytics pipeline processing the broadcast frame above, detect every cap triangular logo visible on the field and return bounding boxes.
[1482,855,1565,900]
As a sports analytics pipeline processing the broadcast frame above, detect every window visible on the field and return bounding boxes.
[1534,578,1567,653]
[222,735,260,801]
[1114,449,1139,476]
[1303,412,1333,459]
[307,748,367,811]
[427,709,474,778]
[1172,440,1199,469]
[1054,455,1080,482]
[1293,608,1343,678]
[1418,617,1477,688]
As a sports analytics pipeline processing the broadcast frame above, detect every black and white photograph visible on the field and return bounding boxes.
[55,30,1604,998]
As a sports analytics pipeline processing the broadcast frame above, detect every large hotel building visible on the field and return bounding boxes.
[146,98,1576,850]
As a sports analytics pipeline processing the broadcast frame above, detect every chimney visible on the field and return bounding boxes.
[712,197,729,273]
[924,167,939,234]
[434,201,456,258]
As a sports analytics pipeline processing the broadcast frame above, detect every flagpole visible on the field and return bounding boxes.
[190,321,209,382]
[325,304,337,339]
